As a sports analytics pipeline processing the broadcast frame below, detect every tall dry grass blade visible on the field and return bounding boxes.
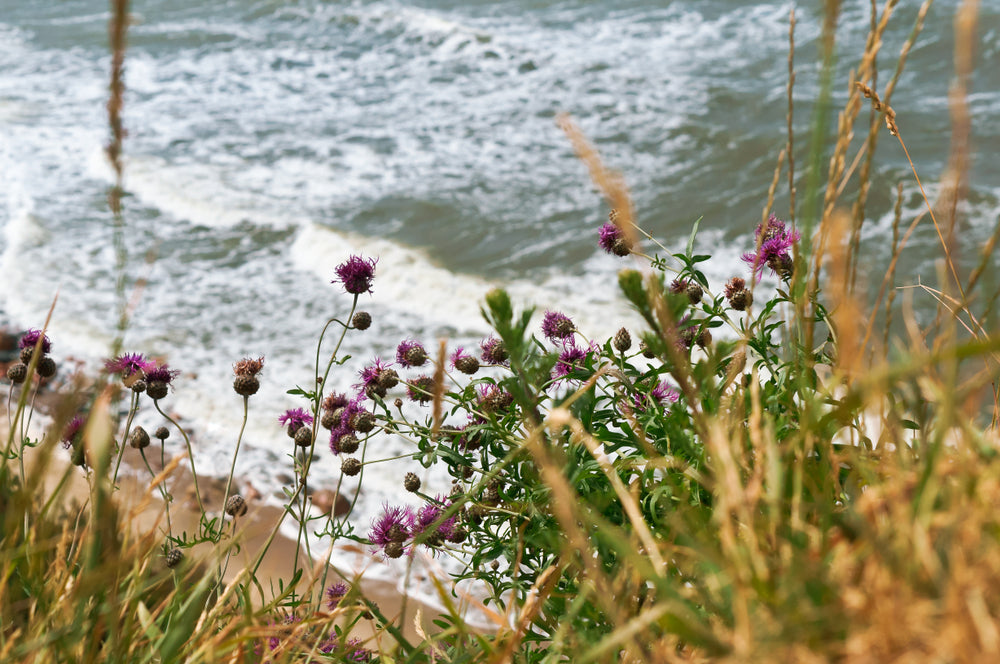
[556,114,639,253]
[432,339,447,438]
[787,7,797,225]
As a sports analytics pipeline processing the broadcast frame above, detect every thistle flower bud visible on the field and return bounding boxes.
[639,340,655,359]
[165,548,184,568]
[404,472,421,492]
[6,363,27,384]
[454,355,479,375]
[394,398,403,408]
[725,276,753,311]
[384,541,404,559]
[697,329,712,349]
[447,526,468,544]
[146,381,169,400]
[233,375,260,397]
[613,328,631,352]
[129,426,150,450]
[131,379,146,393]
[154,426,170,440]
[376,368,399,391]
[686,283,704,305]
[294,426,313,448]
[342,457,362,476]
[19,347,35,365]
[225,494,248,517]
[338,434,360,454]
[350,411,376,434]
[352,311,372,330]
[321,409,338,430]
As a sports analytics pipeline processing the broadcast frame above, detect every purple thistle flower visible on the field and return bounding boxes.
[322,391,349,413]
[395,338,428,368]
[369,503,414,556]
[553,342,592,379]
[278,407,313,433]
[145,363,180,385]
[61,415,85,449]
[325,582,349,610]
[541,310,575,342]
[741,214,800,278]
[357,357,394,400]
[598,222,631,256]
[105,352,154,377]
[333,254,378,295]
[633,381,681,412]
[450,346,473,368]
[480,335,509,366]
[414,497,457,544]
[18,328,51,354]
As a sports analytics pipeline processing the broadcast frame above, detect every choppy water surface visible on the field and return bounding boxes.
[1,0,998,595]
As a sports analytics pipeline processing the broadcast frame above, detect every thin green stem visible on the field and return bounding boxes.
[140,447,172,537]
[220,395,249,541]
[112,390,140,485]
[154,399,206,519]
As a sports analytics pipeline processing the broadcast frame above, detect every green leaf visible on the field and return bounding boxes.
[686,216,703,257]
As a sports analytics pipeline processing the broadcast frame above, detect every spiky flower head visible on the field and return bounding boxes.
[329,395,366,453]
[104,352,154,378]
[741,214,800,279]
[480,335,509,366]
[145,364,180,385]
[633,381,681,412]
[145,363,180,399]
[414,497,457,547]
[451,347,479,375]
[477,383,514,414]
[333,255,378,295]
[357,357,394,400]
[62,415,85,449]
[233,355,263,398]
[323,392,350,413]
[553,342,593,380]
[599,222,631,257]
[724,276,746,299]
[541,310,575,342]
[369,503,414,556]
[669,278,689,295]
[278,407,313,435]
[18,328,51,355]
[326,582,349,610]
[395,339,428,368]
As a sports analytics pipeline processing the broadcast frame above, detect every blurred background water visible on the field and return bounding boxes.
[1,0,998,588]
